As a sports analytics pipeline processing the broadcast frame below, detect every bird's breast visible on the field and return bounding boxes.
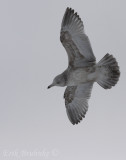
[67,67,96,86]
[67,68,87,86]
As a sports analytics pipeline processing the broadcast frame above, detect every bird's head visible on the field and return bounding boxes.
[47,74,66,89]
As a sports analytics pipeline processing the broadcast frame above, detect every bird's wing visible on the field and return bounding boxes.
[60,8,96,67]
[64,82,93,125]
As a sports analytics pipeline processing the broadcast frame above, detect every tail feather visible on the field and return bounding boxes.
[96,53,120,89]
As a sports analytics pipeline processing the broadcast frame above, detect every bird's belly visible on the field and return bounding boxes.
[67,69,88,86]
[67,67,97,86]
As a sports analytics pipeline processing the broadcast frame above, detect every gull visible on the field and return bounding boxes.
[48,8,120,125]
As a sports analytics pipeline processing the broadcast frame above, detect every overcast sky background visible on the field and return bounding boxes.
[0,0,126,160]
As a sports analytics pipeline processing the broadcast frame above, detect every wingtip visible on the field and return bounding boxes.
[66,7,70,9]
[66,7,74,12]
[71,120,81,125]
[66,7,70,11]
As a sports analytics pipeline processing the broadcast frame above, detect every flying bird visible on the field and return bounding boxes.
[48,8,120,125]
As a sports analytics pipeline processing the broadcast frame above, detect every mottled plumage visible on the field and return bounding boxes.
[48,8,120,125]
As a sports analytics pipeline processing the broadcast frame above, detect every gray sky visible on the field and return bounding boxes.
[0,0,126,159]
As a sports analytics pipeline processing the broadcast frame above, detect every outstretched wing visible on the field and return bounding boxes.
[64,82,93,125]
[60,8,96,67]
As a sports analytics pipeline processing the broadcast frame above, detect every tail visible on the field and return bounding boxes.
[96,53,120,89]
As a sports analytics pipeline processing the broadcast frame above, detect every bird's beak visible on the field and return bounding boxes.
[47,84,54,89]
